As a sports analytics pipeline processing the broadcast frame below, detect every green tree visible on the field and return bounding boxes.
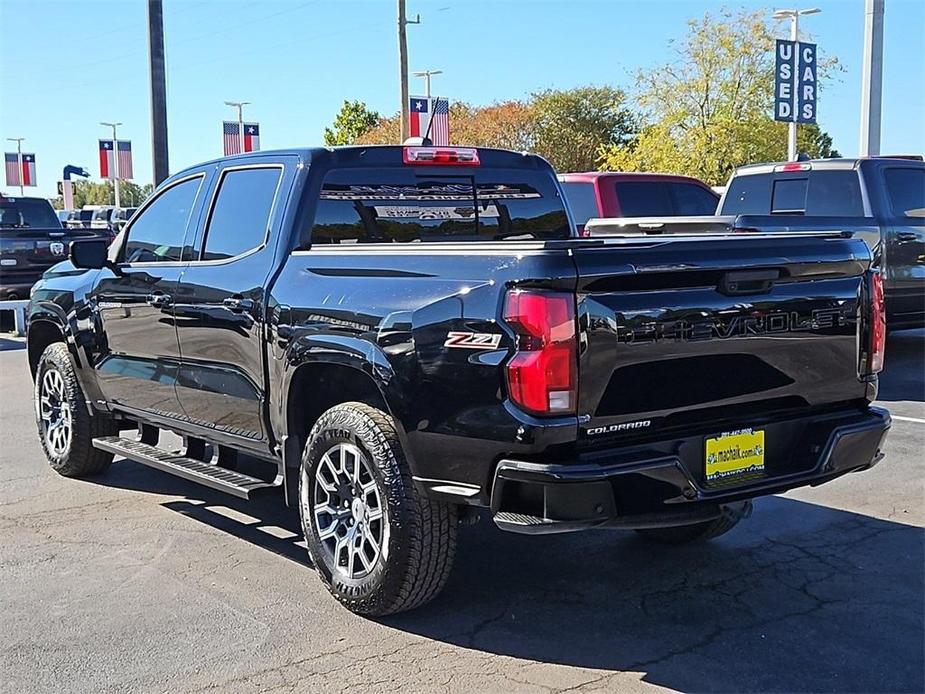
[356,87,637,172]
[324,100,381,146]
[598,9,840,185]
[531,86,637,172]
[52,180,154,210]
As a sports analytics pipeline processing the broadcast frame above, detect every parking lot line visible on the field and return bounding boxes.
[892,414,925,424]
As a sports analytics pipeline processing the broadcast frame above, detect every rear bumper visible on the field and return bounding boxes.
[490,406,891,534]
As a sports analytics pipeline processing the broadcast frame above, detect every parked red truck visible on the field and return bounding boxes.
[557,172,720,234]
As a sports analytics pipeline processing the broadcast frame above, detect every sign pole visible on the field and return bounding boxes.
[413,69,442,143]
[238,104,244,153]
[16,140,23,196]
[112,124,121,209]
[787,13,800,162]
[859,0,884,156]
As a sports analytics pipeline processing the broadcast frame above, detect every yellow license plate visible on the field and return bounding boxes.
[705,429,765,482]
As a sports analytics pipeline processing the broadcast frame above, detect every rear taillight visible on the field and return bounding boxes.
[403,147,480,166]
[867,271,886,374]
[504,290,577,416]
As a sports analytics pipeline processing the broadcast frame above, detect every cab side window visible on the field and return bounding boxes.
[201,167,282,261]
[884,168,925,218]
[123,177,203,263]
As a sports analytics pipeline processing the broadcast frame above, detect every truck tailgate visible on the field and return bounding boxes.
[0,227,98,288]
[570,233,873,444]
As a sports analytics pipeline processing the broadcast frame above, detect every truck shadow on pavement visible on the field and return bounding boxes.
[879,328,925,402]
[97,461,924,693]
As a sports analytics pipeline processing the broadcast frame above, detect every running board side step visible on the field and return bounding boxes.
[92,436,279,500]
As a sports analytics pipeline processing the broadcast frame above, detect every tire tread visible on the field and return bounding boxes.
[36,342,116,477]
[301,402,456,615]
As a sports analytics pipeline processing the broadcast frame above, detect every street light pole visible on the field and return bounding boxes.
[773,7,821,161]
[412,69,442,138]
[225,101,249,153]
[397,0,420,142]
[148,0,170,186]
[100,122,122,208]
[859,0,884,156]
[6,137,24,195]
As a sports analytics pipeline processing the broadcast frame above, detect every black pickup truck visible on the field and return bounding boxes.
[26,145,890,616]
[1,195,100,300]
[587,158,925,330]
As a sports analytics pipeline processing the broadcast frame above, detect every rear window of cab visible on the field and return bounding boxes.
[305,168,571,245]
[723,170,864,216]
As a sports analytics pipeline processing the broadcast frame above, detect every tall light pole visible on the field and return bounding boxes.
[412,69,442,137]
[224,101,250,153]
[859,0,884,156]
[397,0,420,142]
[100,122,122,208]
[773,7,821,161]
[6,137,24,195]
[148,0,169,186]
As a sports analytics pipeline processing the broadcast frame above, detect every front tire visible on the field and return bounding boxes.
[299,402,457,616]
[34,342,117,477]
[635,501,752,544]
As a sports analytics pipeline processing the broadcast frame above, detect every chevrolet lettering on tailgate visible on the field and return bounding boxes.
[617,307,850,345]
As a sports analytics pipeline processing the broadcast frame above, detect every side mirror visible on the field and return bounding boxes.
[70,238,109,270]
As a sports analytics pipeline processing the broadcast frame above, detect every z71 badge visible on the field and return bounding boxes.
[444,331,502,350]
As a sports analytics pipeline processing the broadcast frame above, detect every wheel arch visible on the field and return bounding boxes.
[281,345,415,471]
[27,318,67,378]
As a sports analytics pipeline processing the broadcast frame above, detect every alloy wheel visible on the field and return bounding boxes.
[39,368,72,456]
[306,442,388,580]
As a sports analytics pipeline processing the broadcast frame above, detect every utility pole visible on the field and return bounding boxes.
[397,0,420,142]
[6,137,24,195]
[100,122,122,209]
[225,101,249,153]
[859,0,884,156]
[412,69,442,138]
[148,0,169,186]
[773,7,821,161]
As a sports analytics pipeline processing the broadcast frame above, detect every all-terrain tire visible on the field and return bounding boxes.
[299,402,457,616]
[635,501,752,544]
[34,342,117,477]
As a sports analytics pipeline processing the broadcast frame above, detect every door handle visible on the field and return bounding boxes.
[146,292,172,307]
[896,231,919,243]
[222,297,254,313]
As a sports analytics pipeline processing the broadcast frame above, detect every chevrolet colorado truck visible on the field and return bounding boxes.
[588,158,925,330]
[26,145,890,616]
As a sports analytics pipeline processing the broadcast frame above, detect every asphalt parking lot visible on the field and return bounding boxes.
[0,331,922,694]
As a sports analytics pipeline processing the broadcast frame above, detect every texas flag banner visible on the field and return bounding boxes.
[4,152,36,187]
[408,96,429,139]
[243,123,260,152]
[99,140,115,179]
[223,121,261,155]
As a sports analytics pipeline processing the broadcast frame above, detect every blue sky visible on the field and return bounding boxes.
[1,0,923,198]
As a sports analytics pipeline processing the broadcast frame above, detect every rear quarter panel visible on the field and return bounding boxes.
[270,244,579,496]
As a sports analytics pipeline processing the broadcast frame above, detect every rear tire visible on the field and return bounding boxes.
[635,501,751,544]
[34,342,117,477]
[299,402,457,616]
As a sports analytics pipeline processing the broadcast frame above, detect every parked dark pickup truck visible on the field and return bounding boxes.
[27,145,890,616]
[1,195,99,300]
[588,158,925,329]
